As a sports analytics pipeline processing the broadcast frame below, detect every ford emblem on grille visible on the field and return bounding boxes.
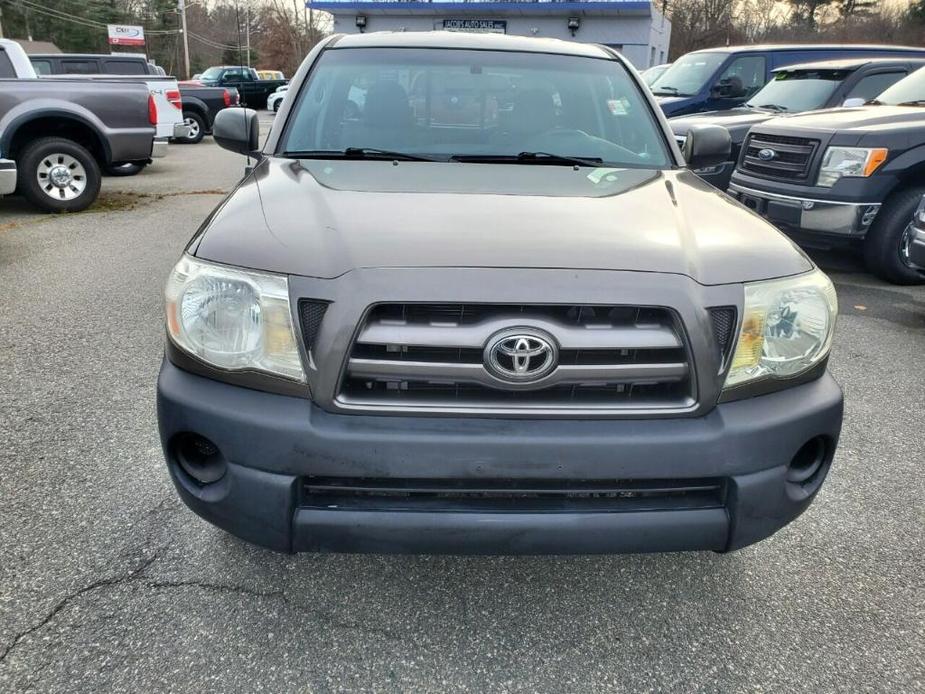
[484,329,558,383]
[757,148,777,161]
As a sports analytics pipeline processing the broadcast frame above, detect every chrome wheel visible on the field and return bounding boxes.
[899,222,915,268]
[36,153,87,201]
[184,116,201,140]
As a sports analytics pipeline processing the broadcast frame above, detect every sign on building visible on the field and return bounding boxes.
[443,19,507,34]
[107,25,146,47]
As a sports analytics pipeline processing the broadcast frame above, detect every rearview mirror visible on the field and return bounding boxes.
[841,97,865,108]
[213,108,260,157]
[683,124,732,171]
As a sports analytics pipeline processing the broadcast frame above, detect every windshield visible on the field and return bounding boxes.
[873,66,925,105]
[280,47,670,168]
[641,64,669,86]
[649,52,726,96]
[200,67,223,81]
[746,69,849,112]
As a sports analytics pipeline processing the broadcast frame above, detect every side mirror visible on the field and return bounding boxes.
[711,77,747,99]
[213,108,260,156]
[683,124,732,171]
[841,97,865,108]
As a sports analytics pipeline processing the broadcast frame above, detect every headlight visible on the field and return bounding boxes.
[165,255,305,382]
[724,269,837,389]
[817,146,887,187]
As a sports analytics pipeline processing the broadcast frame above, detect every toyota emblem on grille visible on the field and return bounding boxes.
[757,148,777,161]
[484,329,558,383]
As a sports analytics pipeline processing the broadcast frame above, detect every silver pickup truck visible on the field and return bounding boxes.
[0,39,156,212]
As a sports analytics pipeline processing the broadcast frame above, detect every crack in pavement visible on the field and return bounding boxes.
[0,551,161,664]
[0,570,403,669]
[138,580,404,643]
[0,495,176,666]
[1,495,402,668]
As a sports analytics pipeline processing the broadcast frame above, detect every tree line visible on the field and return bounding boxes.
[0,0,327,78]
[668,0,925,59]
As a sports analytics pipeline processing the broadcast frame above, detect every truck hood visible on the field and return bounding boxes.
[655,95,695,116]
[671,108,776,142]
[760,105,925,134]
[191,157,811,285]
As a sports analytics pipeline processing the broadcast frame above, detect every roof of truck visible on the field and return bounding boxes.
[687,44,925,54]
[331,31,613,59]
[772,56,925,72]
[30,53,148,59]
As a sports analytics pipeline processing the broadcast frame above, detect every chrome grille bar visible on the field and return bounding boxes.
[337,303,696,413]
[740,132,819,180]
[357,315,681,350]
[347,358,689,389]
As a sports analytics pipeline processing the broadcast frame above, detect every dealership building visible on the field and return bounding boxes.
[307,0,672,69]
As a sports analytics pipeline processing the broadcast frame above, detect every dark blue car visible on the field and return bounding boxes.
[651,44,925,117]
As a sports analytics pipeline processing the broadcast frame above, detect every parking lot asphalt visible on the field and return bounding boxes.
[1,120,923,693]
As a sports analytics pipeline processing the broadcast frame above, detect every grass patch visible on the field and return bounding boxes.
[83,188,228,214]
[88,191,152,212]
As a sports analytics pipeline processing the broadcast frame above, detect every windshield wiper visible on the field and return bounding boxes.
[450,152,603,167]
[754,103,789,112]
[896,100,925,107]
[652,86,680,96]
[281,148,437,162]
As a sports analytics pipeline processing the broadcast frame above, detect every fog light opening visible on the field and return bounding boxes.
[174,433,227,485]
[787,436,829,487]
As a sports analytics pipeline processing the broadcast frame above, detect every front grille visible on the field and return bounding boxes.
[301,476,727,513]
[740,132,819,180]
[337,303,695,413]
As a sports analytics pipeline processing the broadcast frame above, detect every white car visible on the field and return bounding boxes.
[267,85,289,112]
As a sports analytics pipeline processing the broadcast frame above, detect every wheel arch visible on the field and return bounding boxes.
[3,111,111,166]
[181,97,211,129]
[891,161,925,195]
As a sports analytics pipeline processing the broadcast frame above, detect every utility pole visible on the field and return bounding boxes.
[179,0,191,80]
[235,5,243,68]
[245,5,251,68]
[0,8,4,40]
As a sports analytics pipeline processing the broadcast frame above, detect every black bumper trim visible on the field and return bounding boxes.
[293,507,730,554]
[157,359,844,554]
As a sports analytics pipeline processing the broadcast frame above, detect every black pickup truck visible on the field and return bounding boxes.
[29,53,239,144]
[729,66,925,284]
[671,57,925,190]
[194,66,286,109]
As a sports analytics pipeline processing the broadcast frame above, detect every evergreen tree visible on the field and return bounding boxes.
[833,0,878,19]
[911,0,925,22]
[785,1,831,30]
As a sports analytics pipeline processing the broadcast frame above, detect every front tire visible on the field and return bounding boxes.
[863,186,925,285]
[17,137,101,213]
[176,111,206,144]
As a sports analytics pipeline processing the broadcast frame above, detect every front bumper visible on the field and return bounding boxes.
[157,359,844,555]
[729,183,880,238]
[151,138,169,158]
[0,159,16,195]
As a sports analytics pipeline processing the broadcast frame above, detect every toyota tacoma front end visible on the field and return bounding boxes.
[157,33,843,554]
